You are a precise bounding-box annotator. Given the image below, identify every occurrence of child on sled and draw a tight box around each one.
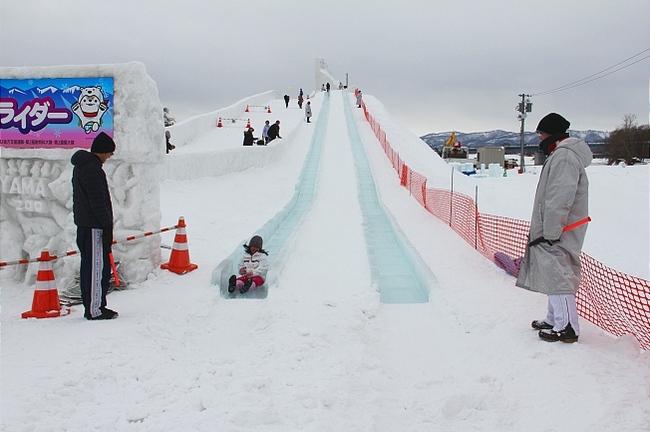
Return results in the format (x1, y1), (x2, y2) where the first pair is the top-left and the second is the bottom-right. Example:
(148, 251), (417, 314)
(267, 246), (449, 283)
(228, 235), (269, 294)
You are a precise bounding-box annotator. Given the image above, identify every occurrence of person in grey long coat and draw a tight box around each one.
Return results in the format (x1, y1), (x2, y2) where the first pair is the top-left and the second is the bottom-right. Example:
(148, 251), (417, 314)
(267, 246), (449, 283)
(516, 112), (592, 343)
(304, 101), (312, 123)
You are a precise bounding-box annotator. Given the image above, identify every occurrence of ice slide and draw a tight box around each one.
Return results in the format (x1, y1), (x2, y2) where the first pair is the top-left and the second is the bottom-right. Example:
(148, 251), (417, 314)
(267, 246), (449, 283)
(211, 91), (437, 302)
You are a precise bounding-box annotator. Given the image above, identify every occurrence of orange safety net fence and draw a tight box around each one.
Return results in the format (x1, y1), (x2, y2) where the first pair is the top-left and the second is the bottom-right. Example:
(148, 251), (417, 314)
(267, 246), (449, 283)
(362, 103), (650, 350)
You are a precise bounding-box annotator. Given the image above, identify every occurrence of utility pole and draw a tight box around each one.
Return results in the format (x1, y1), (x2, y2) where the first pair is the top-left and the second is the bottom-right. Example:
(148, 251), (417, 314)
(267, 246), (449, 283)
(516, 94), (532, 173)
(345, 73), (349, 89)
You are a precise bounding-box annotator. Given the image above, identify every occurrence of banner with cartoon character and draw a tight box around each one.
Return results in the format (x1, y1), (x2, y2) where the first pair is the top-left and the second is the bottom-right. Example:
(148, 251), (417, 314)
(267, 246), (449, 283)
(0, 77), (114, 149)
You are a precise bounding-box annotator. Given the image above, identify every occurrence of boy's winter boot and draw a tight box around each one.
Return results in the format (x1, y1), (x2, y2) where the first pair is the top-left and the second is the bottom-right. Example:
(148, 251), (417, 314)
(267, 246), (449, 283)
(87, 307), (119, 320)
(538, 323), (579, 343)
(240, 278), (253, 294)
(228, 275), (237, 293)
(531, 320), (553, 330)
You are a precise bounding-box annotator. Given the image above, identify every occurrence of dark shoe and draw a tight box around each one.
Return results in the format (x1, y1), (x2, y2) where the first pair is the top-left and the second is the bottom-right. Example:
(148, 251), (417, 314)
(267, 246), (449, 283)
(228, 275), (237, 293)
(240, 278), (253, 294)
(101, 307), (119, 318)
(538, 323), (578, 343)
(87, 309), (118, 320)
(531, 320), (553, 330)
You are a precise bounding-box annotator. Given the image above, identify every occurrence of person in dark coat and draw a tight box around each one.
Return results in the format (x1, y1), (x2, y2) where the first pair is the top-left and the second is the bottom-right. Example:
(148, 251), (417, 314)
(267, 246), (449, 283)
(71, 132), (118, 320)
(243, 127), (257, 146)
(284, 94), (290, 108)
(267, 120), (282, 143)
(165, 130), (175, 153)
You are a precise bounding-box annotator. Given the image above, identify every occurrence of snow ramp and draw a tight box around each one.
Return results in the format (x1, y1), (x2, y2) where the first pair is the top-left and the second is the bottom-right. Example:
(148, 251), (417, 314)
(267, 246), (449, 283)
(211, 90), (437, 303)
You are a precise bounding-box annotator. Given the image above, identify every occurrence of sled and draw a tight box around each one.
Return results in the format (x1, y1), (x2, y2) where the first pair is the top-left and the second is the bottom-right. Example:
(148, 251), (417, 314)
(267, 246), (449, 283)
(494, 252), (523, 277)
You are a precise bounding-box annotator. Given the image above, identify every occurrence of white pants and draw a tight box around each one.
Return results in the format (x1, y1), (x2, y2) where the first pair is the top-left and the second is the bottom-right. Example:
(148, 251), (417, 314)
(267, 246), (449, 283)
(545, 294), (580, 335)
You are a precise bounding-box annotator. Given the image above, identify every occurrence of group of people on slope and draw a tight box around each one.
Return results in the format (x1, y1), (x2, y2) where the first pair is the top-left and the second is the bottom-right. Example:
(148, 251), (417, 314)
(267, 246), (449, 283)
(167, 87), (361, 152)
(284, 88), (306, 109)
(243, 120), (282, 146)
(242, 95), (315, 146)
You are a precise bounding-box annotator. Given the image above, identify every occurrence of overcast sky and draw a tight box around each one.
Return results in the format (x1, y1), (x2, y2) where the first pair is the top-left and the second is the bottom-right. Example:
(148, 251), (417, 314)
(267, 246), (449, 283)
(1, 0), (648, 135)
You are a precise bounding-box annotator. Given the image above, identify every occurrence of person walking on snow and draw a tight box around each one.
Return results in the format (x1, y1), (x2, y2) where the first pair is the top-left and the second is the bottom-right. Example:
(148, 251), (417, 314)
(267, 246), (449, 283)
(305, 101), (312, 123)
(356, 90), (363, 108)
(284, 94), (290, 108)
(71, 132), (119, 320)
(228, 235), (269, 294)
(516, 112), (592, 343)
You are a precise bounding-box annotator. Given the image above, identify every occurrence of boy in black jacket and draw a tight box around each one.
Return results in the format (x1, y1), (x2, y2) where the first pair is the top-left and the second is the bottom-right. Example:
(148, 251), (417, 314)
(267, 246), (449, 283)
(71, 132), (118, 320)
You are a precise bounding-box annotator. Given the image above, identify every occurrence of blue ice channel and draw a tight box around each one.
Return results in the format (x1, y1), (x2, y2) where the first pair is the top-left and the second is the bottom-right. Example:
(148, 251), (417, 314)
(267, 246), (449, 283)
(342, 91), (436, 303)
(211, 94), (331, 299)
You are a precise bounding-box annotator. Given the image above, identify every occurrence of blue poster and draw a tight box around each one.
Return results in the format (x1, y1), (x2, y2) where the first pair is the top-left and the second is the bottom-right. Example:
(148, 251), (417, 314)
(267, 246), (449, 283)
(0, 77), (114, 149)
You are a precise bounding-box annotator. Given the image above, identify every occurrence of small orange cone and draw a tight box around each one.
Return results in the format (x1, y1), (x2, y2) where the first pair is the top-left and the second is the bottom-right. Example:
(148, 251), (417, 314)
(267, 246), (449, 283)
(22, 250), (70, 319)
(245, 118), (251, 129)
(245, 105), (250, 112)
(267, 105), (272, 113)
(161, 217), (198, 274)
(217, 117), (223, 128)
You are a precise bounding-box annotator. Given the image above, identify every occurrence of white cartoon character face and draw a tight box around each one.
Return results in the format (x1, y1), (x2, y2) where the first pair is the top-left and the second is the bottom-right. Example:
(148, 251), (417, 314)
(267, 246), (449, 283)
(71, 86), (109, 134)
(79, 88), (102, 114)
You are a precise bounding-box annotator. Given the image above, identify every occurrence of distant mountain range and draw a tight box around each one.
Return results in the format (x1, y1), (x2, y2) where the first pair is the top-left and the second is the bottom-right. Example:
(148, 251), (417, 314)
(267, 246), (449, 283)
(420, 130), (609, 149)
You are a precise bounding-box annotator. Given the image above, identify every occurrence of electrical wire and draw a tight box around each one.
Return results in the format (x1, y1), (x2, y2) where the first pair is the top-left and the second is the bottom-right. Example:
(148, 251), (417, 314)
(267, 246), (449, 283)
(531, 47), (650, 97)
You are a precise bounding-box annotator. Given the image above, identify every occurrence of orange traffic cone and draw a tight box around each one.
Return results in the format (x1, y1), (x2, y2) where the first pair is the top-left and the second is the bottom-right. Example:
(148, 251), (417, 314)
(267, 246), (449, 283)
(22, 250), (70, 319)
(245, 118), (251, 129)
(217, 117), (223, 128)
(245, 105), (250, 112)
(161, 217), (198, 274)
(267, 105), (272, 113)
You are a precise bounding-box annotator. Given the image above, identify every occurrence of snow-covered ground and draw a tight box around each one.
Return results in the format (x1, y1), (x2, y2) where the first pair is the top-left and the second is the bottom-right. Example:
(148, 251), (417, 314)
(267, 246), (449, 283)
(1, 90), (648, 431)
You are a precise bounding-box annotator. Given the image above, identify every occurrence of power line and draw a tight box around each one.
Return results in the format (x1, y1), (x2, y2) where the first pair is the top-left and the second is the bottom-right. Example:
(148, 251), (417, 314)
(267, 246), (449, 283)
(531, 47), (650, 97)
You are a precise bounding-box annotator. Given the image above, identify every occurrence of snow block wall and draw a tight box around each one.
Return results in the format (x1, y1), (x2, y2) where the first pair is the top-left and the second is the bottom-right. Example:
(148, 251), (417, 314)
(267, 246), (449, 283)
(160, 91), (286, 181)
(166, 90), (283, 150)
(0, 61), (163, 288)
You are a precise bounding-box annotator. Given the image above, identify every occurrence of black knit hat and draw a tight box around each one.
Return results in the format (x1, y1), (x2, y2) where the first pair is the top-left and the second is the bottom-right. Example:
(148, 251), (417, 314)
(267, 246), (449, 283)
(249, 235), (263, 249)
(90, 132), (116, 154)
(536, 113), (570, 135)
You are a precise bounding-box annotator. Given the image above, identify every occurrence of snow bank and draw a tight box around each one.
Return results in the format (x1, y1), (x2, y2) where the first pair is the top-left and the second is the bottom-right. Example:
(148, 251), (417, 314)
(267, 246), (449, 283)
(166, 90), (283, 149)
